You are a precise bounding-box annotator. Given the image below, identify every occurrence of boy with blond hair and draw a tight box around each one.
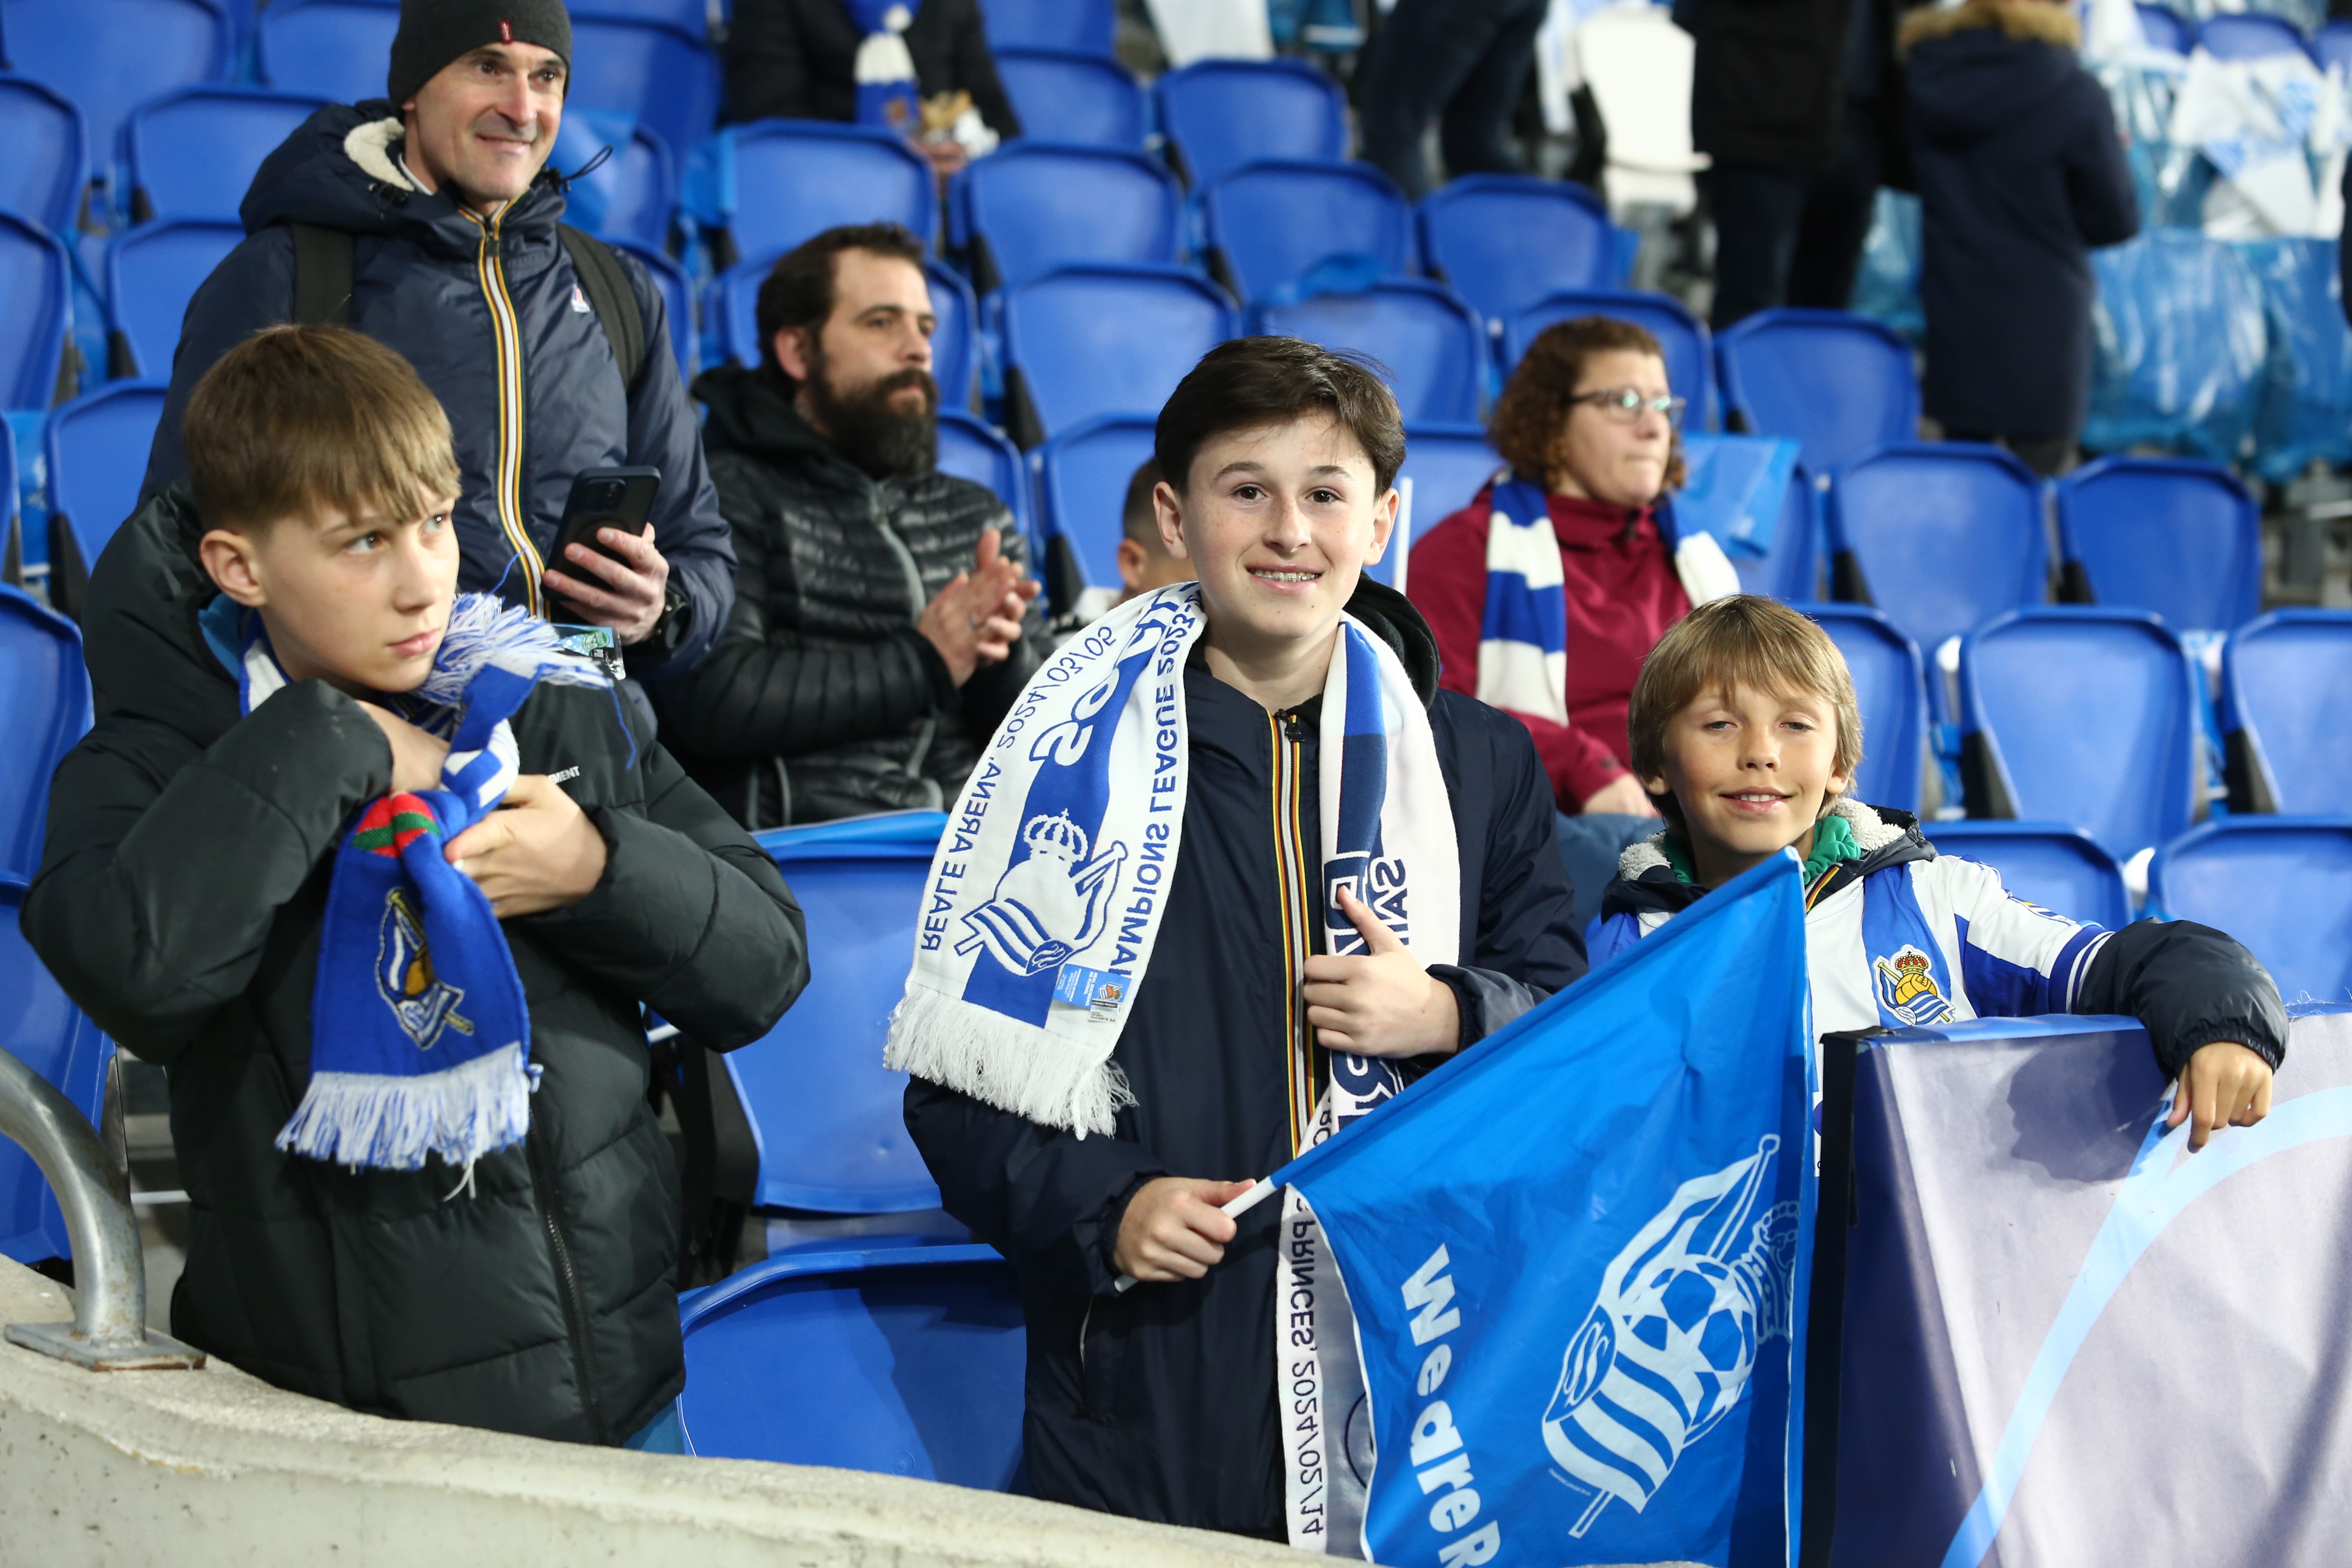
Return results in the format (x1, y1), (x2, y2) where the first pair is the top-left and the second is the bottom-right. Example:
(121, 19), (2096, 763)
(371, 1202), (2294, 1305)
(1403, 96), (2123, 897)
(1593, 595), (2283, 1150)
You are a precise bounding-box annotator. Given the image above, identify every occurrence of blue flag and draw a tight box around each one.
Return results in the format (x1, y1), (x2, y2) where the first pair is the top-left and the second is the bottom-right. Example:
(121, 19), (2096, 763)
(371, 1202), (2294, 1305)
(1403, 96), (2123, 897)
(1266, 851), (1817, 1568)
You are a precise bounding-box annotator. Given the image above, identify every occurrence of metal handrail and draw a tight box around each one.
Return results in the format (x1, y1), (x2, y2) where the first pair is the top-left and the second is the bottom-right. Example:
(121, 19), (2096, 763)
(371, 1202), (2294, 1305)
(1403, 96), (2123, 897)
(0, 1048), (203, 1370)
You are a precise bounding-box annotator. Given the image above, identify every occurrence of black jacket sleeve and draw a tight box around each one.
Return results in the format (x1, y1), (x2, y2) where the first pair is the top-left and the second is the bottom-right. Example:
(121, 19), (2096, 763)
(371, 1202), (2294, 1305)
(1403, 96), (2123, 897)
(619, 253), (734, 677)
(725, 0), (818, 123)
(905, 1077), (1167, 1296)
(2076, 918), (2287, 1078)
(24, 683), (390, 1065)
(2061, 74), (2139, 251)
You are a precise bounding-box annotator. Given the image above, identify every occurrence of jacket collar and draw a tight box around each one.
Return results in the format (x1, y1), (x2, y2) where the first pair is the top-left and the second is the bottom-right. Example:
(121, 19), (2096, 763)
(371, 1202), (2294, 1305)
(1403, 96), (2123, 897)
(1600, 796), (1934, 919)
(1898, 0), (2081, 56)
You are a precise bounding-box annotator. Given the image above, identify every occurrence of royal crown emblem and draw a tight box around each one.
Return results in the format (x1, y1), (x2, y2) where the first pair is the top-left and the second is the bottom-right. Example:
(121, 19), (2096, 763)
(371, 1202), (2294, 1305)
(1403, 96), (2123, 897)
(957, 811), (1128, 977)
(1873, 944), (1954, 1027)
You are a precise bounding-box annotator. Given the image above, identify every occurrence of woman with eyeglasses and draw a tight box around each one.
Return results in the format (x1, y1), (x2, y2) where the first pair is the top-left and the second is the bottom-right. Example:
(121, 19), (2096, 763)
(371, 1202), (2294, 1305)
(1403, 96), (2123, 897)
(1405, 315), (1741, 932)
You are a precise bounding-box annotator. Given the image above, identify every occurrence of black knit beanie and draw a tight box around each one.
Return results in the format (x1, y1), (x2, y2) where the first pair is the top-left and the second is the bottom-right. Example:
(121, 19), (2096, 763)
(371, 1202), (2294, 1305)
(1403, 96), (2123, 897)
(387, 0), (573, 106)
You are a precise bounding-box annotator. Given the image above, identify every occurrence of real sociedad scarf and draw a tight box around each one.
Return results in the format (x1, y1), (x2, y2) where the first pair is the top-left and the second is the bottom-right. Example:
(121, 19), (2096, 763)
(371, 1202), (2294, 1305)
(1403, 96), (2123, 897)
(229, 594), (608, 1173)
(845, 0), (923, 133)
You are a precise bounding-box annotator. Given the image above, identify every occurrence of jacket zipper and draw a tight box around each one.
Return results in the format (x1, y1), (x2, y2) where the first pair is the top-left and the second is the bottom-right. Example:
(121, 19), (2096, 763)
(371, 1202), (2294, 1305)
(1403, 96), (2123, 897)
(1270, 708), (1316, 1156)
(526, 1117), (607, 1442)
(868, 484), (944, 796)
(463, 204), (543, 617)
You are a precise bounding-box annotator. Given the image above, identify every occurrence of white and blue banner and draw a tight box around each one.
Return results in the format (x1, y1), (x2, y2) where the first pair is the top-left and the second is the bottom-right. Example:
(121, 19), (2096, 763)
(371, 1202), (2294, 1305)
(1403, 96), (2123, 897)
(1247, 850), (1819, 1567)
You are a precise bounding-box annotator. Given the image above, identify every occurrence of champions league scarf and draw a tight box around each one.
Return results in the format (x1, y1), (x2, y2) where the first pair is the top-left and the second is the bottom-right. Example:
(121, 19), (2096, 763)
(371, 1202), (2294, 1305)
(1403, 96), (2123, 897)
(229, 595), (608, 1173)
(884, 581), (1459, 1554)
(846, 0), (923, 133)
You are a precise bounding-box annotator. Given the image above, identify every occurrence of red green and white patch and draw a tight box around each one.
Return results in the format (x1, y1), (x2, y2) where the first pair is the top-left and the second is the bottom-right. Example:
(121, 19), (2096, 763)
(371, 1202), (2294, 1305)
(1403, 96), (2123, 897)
(354, 793), (440, 857)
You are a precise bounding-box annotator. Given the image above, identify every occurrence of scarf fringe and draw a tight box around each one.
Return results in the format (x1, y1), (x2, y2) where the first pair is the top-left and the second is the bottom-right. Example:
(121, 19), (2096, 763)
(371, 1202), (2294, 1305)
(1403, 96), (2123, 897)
(414, 594), (608, 710)
(886, 986), (1135, 1140)
(275, 1041), (534, 1172)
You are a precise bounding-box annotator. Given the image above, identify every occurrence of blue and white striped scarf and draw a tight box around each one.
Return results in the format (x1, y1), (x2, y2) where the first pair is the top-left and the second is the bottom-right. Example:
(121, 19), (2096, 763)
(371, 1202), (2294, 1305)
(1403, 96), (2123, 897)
(846, 0), (923, 133)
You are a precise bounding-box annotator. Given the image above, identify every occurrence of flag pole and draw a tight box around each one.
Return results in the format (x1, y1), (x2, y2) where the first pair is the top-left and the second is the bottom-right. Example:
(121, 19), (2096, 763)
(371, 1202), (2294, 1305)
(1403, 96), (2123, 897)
(1111, 1178), (1280, 1294)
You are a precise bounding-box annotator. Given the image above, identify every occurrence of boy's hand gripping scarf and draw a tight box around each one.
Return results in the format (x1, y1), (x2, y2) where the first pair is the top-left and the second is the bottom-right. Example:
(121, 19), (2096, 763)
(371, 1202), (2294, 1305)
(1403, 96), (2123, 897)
(234, 594), (610, 1174)
(885, 581), (1459, 1555)
(846, 0), (923, 133)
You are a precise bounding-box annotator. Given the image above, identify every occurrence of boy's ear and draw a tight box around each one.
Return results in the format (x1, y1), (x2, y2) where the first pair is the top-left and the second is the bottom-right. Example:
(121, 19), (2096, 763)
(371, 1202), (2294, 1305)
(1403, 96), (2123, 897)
(1152, 479), (1191, 562)
(199, 527), (269, 608)
(1114, 536), (1147, 592)
(1638, 771), (1670, 797)
(1364, 485), (1399, 565)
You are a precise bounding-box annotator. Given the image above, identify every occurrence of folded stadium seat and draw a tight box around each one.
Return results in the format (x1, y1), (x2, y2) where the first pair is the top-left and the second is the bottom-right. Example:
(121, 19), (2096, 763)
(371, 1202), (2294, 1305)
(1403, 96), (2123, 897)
(1379, 422), (1505, 591)
(104, 218), (243, 381)
(1416, 174), (1620, 330)
(1716, 307), (1920, 477)
(676, 1245), (1025, 1479)
(2197, 11), (2314, 60)
(2218, 609), (2352, 815)
(2321, 19), (2352, 73)
(1252, 278), (1486, 425)
(0, 75), (87, 238)
(998, 262), (1238, 448)
(691, 119), (938, 270)
(1504, 287), (1715, 431)
(1799, 604), (1926, 814)
(123, 87), (330, 228)
(982, 0), (1116, 56)
(1033, 411), (1156, 610)
(1958, 607), (2201, 858)
(713, 252), (976, 411)
(2054, 456), (2261, 635)
(41, 381), (166, 617)
(2150, 819), (2352, 999)
(1198, 158), (1413, 306)
(566, 15), (721, 177)
(1825, 442), (2045, 720)
(546, 110), (675, 251)
(959, 141), (1181, 296)
(936, 407), (1033, 542)
(1153, 58), (1349, 188)
(0, 214), (71, 412)
(2136, 3), (2196, 53)
(1922, 820), (2133, 932)
(568, 0), (712, 28)
(1730, 463), (1820, 602)
(605, 237), (694, 378)
(0, 0), (232, 198)
(254, 0), (399, 101)
(993, 47), (1147, 148)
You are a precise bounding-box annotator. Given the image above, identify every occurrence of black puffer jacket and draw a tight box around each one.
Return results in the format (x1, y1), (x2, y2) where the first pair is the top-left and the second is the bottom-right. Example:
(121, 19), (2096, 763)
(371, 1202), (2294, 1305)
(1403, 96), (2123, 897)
(655, 363), (1049, 826)
(138, 102), (731, 679)
(24, 483), (807, 1445)
(725, 0), (1023, 137)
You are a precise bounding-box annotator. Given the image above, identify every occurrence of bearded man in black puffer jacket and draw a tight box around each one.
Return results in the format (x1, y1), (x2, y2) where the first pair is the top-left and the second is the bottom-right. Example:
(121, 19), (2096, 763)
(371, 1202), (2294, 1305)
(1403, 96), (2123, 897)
(656, 224), (1048, 826)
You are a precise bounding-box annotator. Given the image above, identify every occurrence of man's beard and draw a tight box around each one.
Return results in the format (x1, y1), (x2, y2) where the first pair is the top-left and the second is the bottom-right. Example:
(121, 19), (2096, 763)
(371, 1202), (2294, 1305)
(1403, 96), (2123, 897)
(804, 353), (939, 480)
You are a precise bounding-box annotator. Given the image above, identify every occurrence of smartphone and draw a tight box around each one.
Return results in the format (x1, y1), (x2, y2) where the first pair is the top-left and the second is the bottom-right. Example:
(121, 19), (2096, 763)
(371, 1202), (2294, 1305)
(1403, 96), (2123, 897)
(548, 467), (660, 590)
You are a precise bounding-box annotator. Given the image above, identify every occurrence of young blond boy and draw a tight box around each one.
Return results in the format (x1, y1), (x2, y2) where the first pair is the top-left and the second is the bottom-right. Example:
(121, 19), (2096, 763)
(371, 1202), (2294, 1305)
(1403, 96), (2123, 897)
(1592, 595), (2282, 1150)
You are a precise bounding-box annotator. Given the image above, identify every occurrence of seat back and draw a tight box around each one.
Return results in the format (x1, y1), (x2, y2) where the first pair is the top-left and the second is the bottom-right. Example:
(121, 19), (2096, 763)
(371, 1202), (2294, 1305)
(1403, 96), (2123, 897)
(715, 251), (973, 408)
(994, 48), (1145, 147)
(106, 218), (243, 380)
(728, 814), (945, 1213)
(2149, 820), (2352, 1000)
(1200, 158), (1412, 305)
(962, 142), (1180, 294)
(1395, 423), (1502, 541)
(1717, 308), (1919, 474)
(1000, 263), (1236, 445)
(0, 586), (89, 883)
(1035, 412), (1157, 587)
(2319, 19), (2352, 73)
(1253, 278), (1486, 425)
(936, 408), (1032, 540)
(2198, 11), (2313, 59)
(0, 74), (85, 236)
(1417, 174), (1617, 325)
(125, 87), (327, 226)
(255, 0), (398, 99)
(607, 238), (695, 377)
(2220, 610), (2352, 815)
(2054, 456), (2259, 633)
(1503, 287), (1714, 430)
(45, 382), (167, 572)
(1731, 465), (1819, 601)
(2138, 3), (2196, 53)
(1801, 603), (1925, 813)
(1155, 58), (1347, 187)
(677, 1245), (1024, 1485)
(0, 888), (112, 1264)
(548, 109), (674, 249)
(570, 0), (708, 25)
(0, 214), (69, 411)
(0, 0), (230, 168)
(568, 16), (719, 169)
(1960, 608), (2199, 857)
(1923, 821), (2132, 932)
(717, 120), (937, 263)
(1827, 442), (2045, 668)
(982, 0), (1116, 55)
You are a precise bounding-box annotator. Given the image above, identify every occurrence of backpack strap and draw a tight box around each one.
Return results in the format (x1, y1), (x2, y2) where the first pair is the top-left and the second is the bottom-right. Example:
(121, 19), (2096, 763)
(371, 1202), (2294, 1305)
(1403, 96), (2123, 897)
(290, 223), (354, 326)
(558, 223), (648, 395)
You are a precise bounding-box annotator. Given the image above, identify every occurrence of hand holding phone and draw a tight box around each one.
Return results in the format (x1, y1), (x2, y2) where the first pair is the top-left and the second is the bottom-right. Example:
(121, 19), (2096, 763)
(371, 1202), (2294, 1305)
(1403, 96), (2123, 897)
(543, 468), (667, 642)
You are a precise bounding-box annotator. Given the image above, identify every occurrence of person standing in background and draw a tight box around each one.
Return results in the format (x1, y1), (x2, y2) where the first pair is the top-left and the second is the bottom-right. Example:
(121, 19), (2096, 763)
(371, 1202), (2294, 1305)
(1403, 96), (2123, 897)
(1357, 0), (1551, 200)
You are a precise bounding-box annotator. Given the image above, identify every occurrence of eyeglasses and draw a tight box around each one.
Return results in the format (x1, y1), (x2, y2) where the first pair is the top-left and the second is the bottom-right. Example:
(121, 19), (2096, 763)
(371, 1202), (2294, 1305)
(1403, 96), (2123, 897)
(1570, 388), (1687, 427)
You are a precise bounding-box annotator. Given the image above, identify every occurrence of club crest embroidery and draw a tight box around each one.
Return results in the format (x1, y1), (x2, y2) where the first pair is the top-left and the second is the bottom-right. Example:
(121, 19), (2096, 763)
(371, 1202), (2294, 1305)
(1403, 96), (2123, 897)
(1873, 944), (1954, 1026)
(357, 797), (474, 1051)
(956, 811), (1127, 976)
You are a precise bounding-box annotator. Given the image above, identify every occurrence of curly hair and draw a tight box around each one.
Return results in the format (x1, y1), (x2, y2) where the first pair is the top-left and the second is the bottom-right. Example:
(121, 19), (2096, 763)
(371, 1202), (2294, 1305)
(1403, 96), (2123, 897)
(1488, 315), (1686, 494)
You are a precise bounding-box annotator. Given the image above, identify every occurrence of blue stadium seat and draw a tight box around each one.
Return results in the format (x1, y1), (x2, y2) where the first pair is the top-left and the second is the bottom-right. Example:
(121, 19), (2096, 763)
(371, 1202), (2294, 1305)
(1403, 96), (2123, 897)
(0, 585), (86, 882)
(1503, 287), (1714, 430)
(44, 381), (167, 580)
(0, 213), (70, 412)
(1717, 308), (1920, 475)
(713, 252), (975, 410)
(254, 0), (398, 101)
(702, 119), (937, 266)
(125, 87), (328, 227)
(994, 47), (1145, 147)
(2219, 610), (2352, 815)
(1200, 158), (1412, 305)
(549, 110), (675, 249)
(607, 238), (695, 378)
(2149, 819), (2352, 1000)
(1154, 58), (1348, 188)
(0, 0), (231, 180)
(1000, 263), (1237, 447)
(0, 889), (111, 1265)
(2198, 11), (2313, 60)
(569, 16), (721, 173)
(2054, 456), (2260, 633)
(961, 141), (1180, 295)
(1959, 607), (2200, 857)
(936, 408), (1032, 541)
(1253, 278), (1486, 426)
(1395, 421), (1502, 539)
(570, 0), (710, 27)
(1417, 174), (1617, 327)
(1730, 465), (1819, 601)
(0, 75), (86, 236)
(106, 218), (242, 381)
(676, 1245), (1024, 1482)
(2137, 3), (2195, 53)
(982, 0), (1115, 55)
(1923, 820), (2132, 933)
(727, 814), (946, 1215)
(1826, 443), (2045, 706)
(0, 423), (16, 567)
(1800, 603), (1925, 813)
(2320, 19), (2352, 74)
(1034, 412), (1156, 589)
